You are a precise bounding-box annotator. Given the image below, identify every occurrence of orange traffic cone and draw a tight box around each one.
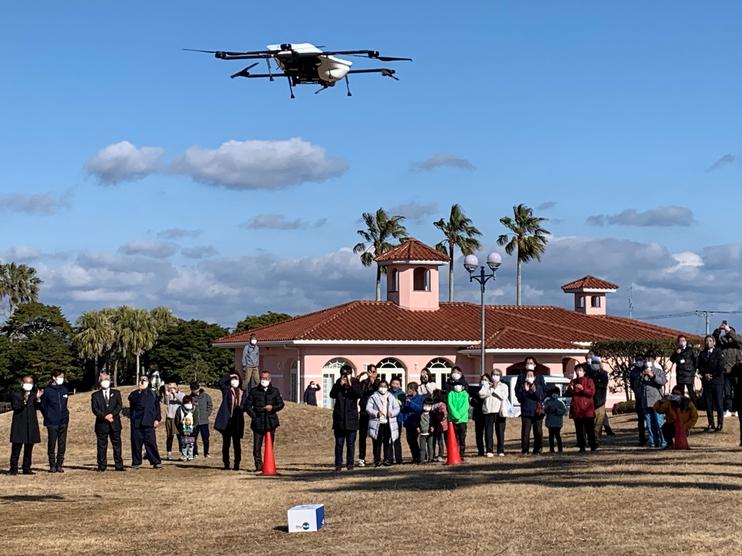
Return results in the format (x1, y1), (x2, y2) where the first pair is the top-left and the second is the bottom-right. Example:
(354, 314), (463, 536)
(446, 423), (462, 465)
(261, 431), (278, 476)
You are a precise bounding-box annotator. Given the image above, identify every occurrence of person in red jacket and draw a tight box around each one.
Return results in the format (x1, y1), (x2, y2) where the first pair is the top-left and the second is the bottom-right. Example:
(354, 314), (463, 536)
(567, 365), (597, 452)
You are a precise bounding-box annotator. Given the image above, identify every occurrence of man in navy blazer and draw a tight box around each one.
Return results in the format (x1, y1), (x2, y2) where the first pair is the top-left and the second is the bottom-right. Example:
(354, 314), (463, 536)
(128, 376), (162, 469)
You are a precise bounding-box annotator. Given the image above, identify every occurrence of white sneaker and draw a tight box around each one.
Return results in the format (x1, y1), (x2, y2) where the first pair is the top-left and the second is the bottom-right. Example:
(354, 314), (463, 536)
(497, 453), (505, 457)
(724, 411), (733, 417)
(167, 452), (172, 461)
(486, 452), (494, 458)
(357, 459), (366, 467)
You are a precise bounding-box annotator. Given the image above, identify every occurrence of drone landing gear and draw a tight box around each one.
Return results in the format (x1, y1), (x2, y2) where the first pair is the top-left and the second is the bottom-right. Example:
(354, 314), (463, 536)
(286, 77), (295, 99)
(344, 75), (352, 97)
(266, 59), (274, 81)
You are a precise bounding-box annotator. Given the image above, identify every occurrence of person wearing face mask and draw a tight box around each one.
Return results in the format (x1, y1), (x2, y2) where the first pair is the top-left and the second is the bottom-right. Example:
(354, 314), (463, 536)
(163, 382), (185, 460)
(330, 366), (362, 471)
(629, 354), (648, 446)
(357, 365), (380, 467)
(636, 352), (668, 448)
(215, 373), (248, 470)
(244, 371), (285, 472)
(241, 334), (261, 391)
(418, 398), (435, 463)
(39, 370), (72, 473)
(698, 335), (725, 432)
(670, 335), (699, 404)
(189, 381), (212, 459)
(175, 395), (199, 461)
(366, 380), (400, 466)
(479, 368), (509, 457)
(400, 382), (425, 464)
(470, 375), (487, 457)
(444, 367), (468, 394)
(389, 377), (406, 464)
(418, 368), (437, 397)
(713, 322), (742, 417)
(585, 356), (610, 447)
(91, 372), (124, 472)
(303, 381), (321, 406)
(447, 378), (470, 459)
(128, 376), (163, 469)
(9, 375), (43, 475)
(430, 389), (449, 462)
(543, 387), (567, 453)
(654, 386), (698, 449)
(515, 358), (546, 455)
(567, 365), (597, 452)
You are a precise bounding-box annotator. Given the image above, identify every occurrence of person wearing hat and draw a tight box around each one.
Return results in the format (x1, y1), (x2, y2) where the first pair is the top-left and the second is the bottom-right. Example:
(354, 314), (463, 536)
(128, 376), (163, 469)
(91, 372), (125, 472)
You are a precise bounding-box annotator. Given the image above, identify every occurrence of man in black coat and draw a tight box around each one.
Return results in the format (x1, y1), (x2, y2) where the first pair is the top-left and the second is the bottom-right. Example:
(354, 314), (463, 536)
(9, 375), (42, 475)
(699, 335), (726, 431)
(91, 372), (125, 472)
(244, 370), (284, 472)
(40, 370), (72, 473)
(357, 365), (380, 467)
(670, 334), (699, 404)
(330, 366), (362, 471)
(128, 376), (163, 468)
(303, 381), (320, 406)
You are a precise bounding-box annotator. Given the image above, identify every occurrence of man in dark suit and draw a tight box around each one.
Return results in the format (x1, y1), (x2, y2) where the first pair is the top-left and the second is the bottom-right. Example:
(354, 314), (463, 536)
(91, 372), (125, 472)
(244, 371), (284, 472)
(128, 376), (162, 469)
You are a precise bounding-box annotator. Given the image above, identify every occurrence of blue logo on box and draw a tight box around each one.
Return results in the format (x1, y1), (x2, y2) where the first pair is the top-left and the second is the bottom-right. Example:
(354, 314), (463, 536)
(302, 523), (310, 531)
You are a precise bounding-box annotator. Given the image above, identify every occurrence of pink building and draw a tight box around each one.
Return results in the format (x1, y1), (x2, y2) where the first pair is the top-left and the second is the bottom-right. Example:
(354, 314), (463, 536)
(215, 238), (686, 408)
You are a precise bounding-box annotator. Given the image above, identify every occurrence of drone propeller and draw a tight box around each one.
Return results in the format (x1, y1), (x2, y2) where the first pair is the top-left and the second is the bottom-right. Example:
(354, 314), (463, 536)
(230, 63), (259, 79)
(349, 51), (412, 62)
(381, 69), (399, 81)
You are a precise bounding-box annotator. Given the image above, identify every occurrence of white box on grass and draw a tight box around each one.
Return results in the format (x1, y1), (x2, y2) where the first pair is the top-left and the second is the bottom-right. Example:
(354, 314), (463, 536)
(287, 504), (325, 533)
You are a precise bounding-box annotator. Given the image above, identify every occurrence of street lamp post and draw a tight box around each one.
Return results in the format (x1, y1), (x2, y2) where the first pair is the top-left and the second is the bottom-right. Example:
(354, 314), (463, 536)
(464, 252), (503, 376)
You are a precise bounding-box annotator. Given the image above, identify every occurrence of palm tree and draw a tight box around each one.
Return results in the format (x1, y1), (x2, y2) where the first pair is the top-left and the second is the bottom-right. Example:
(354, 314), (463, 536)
(150, 306), (177, 333)
(497, 204), (550, 306)
(0, 263), (42, 316)
(434, 204), (482, 302)
(74, 310), (115, 379)
(116, 307), (158, 384)
(353, 208), (408, 301)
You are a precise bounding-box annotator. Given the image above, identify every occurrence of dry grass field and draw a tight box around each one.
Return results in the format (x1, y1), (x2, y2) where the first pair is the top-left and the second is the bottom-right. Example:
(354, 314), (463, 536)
(1, 387), (742, 556)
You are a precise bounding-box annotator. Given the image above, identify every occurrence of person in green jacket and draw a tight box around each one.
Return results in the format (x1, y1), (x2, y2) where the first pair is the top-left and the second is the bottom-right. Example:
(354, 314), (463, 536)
(447, 382), (470, 459)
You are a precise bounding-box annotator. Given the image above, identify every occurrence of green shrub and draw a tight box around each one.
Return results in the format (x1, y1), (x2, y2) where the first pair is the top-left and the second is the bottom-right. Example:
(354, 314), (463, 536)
(612, 400), (636, 415)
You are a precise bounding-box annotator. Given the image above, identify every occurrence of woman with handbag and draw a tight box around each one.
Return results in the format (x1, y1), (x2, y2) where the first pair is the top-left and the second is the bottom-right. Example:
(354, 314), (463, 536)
(515, 358), (546, 455)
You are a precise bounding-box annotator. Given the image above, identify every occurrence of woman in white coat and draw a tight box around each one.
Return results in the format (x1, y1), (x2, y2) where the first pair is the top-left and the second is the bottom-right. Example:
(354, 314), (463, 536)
(479, 369), (510, 457)
(366, 380), (400, 467)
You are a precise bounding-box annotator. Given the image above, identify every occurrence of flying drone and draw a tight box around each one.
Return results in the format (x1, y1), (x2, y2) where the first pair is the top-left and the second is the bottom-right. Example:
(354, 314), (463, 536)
(185, 42), (412, 97)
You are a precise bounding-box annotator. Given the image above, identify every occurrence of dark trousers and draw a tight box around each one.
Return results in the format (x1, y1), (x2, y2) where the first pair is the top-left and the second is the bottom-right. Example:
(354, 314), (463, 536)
(724, 374), (734, 412)
(574, 417), (597, 451)
(221, 423), (242, 469)
(334, 429), (357, 468)
(372, 423), (393, 464)
(253, 429), (275, 469)
(676, 382), (698, 405)
(165, 417), (183, 453)
(10, 443), (34, 472)
(636, 406), (646, 445)
(453, 423), (467, 457)
(393, 435), (403, 464)
(662, 422), (676, 446)
(419, 434), (434, 462)
(192, 424), (210, 457)
(46, 425), (68, 468)
(548, 426), (563, 452)
(704, 384), (725, 428)
(132, 425), (161, 466)
(358, 414), (369, 461)
(521, 416), (544, 454)
(405, 428), (421, 463)
(484, 414), (507, 454)
(432, 432), (445, 459)
(96, 428), (123, 470)
(474, 414), (486, 456)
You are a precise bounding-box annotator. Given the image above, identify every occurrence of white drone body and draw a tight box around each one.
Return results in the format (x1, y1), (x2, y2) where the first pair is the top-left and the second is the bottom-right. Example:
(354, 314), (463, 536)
(267, 43), (352, 83)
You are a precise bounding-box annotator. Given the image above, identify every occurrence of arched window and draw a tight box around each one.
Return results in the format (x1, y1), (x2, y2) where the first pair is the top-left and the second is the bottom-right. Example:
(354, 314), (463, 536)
(413, 267), (430, 291)
(425, 357), (453, 388)
(377, 357), (407, 388)
(388, 268), (399, 292)
(321, 358), (355, 408)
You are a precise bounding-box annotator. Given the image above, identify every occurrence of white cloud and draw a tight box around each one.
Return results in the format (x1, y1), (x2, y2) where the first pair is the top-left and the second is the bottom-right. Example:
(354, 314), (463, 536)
(587, 206), (695, 227)
(157, 228), (202, 240)
(240, 213), (326, 230)
(413, 154), (475, 172)
(119, 240), (178, 259)
(0, 189), (73, 215)
(181, 245), (218, 259)
(86, 141), (164, 185)
(387, 201), (438, 223)
(172, 138), (348, 190)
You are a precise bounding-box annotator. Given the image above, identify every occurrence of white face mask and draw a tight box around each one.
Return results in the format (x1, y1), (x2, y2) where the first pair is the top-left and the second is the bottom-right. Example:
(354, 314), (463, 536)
(22, 383), (33, 392)
(230, 379), (240, 388)
(141, 381), (149, 389)
(55, 377), (64, 385)
(423, 405), (432, 412)
(100, 380), (111, 389)
(260, 379), (270, 388)
(378, 387), (388, 395)
(526, 364), (535, 371)
(576, 370), (585, 379)
(492, 375), (501, 383)
(526, 377), (535, 384)
(454, 384), (464, 393)
(184, 403), (193, 410)
(591, 362), (600, 370)
(250, 339), (258, 345)
(679, 342), (687, 349)
(645, 361), (653, 369)
(451, 372), (462, 381)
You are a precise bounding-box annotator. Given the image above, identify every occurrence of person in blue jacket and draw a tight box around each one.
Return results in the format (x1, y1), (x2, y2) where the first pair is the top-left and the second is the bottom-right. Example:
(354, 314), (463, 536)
(40, 370), (72, 473)
(128, 376), (163, 469)
(515, 357), (547, 455)
(400, 382), (424, 464)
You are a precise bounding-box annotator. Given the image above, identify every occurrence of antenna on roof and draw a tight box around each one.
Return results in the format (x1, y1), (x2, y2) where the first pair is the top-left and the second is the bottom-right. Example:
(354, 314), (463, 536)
(628, 285), (634, 319)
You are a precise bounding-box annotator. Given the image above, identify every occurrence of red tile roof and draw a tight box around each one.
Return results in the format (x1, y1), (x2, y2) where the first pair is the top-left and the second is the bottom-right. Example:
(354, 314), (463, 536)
(215, 300), (688, 351)
(561, 275), (619, 292)
(374, 238), (449, 263)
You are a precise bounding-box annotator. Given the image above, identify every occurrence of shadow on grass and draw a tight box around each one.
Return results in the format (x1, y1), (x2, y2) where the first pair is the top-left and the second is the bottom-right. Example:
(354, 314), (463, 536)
(1, 494), (65, 502)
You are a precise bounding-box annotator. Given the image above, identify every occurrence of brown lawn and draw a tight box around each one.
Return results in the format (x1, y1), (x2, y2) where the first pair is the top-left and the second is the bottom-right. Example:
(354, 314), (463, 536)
(1, 387), (742, 556)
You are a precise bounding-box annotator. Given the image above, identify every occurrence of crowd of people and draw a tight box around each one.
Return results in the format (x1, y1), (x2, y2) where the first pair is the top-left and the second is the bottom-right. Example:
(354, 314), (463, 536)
(5, 325), (742, 475)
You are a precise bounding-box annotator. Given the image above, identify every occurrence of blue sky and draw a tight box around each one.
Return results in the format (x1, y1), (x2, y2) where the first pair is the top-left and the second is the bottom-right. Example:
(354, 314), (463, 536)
(2, 1), (742, 333)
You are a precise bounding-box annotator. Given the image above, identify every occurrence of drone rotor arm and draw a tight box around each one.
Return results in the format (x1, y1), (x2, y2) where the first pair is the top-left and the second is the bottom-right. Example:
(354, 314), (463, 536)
(347, 68), (400, 80)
